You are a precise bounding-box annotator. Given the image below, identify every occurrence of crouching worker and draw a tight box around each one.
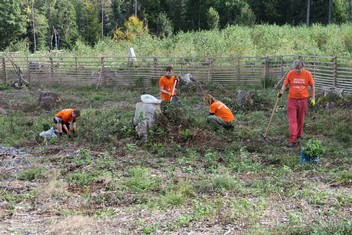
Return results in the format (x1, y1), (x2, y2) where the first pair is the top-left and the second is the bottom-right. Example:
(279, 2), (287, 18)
(54, 109), (80, 137)
(204, 94), (235, 130)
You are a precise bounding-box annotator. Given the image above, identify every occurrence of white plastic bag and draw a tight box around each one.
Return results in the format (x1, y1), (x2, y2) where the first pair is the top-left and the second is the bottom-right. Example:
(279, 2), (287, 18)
(39, 127), (57, 139)
(141, 94), (161, 104)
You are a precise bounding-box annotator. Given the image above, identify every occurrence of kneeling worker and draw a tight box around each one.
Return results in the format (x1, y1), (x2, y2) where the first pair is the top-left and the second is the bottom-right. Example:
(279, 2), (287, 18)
(54, 109), (80, 137)
(204, 94), (235, 130)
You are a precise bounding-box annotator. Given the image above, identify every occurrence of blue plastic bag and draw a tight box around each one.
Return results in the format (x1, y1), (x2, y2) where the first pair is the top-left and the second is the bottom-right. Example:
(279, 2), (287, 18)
(300, 151), (319, 164)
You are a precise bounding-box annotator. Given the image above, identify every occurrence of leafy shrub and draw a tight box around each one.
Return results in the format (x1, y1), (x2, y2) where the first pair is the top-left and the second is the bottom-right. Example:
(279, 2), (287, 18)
(123, 167), (159, 192)
(17, 167), (47, 181)
(211, 174), (237, 192)
(66, 170), (96, 187)
(79, 108), (135, 145)
(302, 139), (325, 160)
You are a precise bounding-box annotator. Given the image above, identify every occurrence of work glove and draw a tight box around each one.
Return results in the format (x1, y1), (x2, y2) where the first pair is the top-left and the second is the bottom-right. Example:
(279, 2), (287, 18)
(310, 98), (316, 106)
(277, 92), (283, 98)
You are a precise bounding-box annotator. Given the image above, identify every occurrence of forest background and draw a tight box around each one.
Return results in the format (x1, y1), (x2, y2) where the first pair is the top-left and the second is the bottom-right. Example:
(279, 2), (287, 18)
(1, 0), (352, 58)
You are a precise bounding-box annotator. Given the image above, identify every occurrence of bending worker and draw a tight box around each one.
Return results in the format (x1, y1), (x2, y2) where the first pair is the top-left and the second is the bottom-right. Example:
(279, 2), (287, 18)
(54, 109), (80, 137)
(204, 94), (235, 130)
(278, 59), (315, 148)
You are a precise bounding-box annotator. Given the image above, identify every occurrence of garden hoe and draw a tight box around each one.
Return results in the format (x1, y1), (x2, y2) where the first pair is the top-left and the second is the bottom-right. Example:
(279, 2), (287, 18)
(262, 95), (280, 141)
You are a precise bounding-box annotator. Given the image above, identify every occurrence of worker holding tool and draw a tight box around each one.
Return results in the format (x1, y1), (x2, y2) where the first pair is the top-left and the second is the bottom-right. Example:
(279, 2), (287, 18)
(159, 66), (179, 101)
(204, 94), (235, 130)
(278, 59), (315, 148)
(54, 109), (80, 137)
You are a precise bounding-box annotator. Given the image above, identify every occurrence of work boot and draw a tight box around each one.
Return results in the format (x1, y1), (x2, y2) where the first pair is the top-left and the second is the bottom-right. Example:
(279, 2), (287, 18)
(286, 142), (297, 148)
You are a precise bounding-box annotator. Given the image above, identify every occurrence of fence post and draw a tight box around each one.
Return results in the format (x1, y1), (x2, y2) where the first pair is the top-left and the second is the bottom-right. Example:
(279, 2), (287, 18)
(207, 57), (213, 82)
(2, 57), (7, 83)
(153, 57), (158, 80)
(265, 57), (269, 77)
(50, 57), (54, 81)
(333, 56), (337, 87)
(75, 57), (78, 85)
(26, 56), (30, 82)
(237, 57), (241, 82)
(128, 60), (132, 83)
(101, 57), (105, 87)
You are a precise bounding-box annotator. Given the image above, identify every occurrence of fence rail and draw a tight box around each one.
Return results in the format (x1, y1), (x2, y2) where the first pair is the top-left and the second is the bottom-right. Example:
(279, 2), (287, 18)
(1, 54), (352, 94)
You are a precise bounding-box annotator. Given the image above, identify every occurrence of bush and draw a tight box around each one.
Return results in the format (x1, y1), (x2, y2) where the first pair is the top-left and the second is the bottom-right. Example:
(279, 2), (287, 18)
(17, 167), (47, 181)
(302, 139), (325, 160)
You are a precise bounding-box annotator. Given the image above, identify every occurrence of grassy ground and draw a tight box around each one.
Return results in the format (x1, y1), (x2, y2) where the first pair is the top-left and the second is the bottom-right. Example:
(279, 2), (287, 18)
(0, 82), (351, 234)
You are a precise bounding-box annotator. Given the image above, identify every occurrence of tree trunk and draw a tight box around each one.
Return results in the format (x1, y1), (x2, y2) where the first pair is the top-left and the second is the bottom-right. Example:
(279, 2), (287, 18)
(306, 0), (311, 26)
(349, 0), (352, 22)
(101, 0), (104, 38)
(31, 0), (36, 52)
(328, 0), (332, 24)
(134, 0), (137, 16)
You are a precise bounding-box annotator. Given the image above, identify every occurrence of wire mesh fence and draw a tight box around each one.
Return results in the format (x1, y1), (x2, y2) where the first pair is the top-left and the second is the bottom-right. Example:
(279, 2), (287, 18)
(1, 54), (352, 94)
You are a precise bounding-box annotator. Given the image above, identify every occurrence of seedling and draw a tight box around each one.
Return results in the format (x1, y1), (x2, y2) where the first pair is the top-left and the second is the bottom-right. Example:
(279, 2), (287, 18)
(301, 139), (325, 163)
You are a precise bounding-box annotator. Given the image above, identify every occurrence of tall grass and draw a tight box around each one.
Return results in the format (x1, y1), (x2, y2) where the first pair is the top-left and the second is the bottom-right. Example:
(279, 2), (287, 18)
(13, 23), (352, 58)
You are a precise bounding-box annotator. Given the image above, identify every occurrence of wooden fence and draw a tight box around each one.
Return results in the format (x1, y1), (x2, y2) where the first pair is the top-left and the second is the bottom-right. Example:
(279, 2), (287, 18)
(1, 54), (352, 94)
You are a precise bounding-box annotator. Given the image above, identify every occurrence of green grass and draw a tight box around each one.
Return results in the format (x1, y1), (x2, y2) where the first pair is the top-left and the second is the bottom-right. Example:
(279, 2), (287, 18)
(17, 167), (47, 181)
(0, 83), (351, 234)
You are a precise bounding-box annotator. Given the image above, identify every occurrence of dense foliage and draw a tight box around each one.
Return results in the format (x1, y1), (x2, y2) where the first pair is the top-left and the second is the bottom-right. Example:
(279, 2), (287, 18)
(68, 24), (352, 58)
(1, 0), (352, 52)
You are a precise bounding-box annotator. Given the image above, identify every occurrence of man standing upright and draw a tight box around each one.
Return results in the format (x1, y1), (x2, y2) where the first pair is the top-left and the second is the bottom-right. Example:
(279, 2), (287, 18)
(278, 59), (315, 147)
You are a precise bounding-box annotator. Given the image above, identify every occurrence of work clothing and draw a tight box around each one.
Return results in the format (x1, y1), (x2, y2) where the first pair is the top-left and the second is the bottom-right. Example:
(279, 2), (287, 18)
(54, 109), (77, 123)
(159, 75), (177, 101)
(287, 98), (308, 144)
(207, 100), (235, 129)
(207, 115), (235, 130)
(284, 69), (314, 99)
(284, 69), (315, 145)
(209, 101), (235, 122)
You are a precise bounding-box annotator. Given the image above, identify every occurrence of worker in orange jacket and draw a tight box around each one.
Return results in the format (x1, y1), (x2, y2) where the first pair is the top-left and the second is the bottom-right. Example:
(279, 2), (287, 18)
(54, 109), (80, 137)
(204, 94), (235, 130)
(278, 59), (315, 148)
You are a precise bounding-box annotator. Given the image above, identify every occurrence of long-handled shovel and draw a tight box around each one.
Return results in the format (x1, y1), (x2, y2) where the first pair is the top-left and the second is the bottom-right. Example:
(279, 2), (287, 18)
(170, 77), (179, 103)
(262, 95), (280, 140)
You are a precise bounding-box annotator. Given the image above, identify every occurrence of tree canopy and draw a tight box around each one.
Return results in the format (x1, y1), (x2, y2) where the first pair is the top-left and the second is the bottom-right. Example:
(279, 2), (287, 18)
(1, 0), (352, 52)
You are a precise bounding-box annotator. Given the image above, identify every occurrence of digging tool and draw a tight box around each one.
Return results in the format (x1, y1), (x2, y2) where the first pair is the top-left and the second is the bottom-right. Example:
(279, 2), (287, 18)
(262, 95), (280, 140)
(274, 70), (290, 90)
(170, 77), (179, 103)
